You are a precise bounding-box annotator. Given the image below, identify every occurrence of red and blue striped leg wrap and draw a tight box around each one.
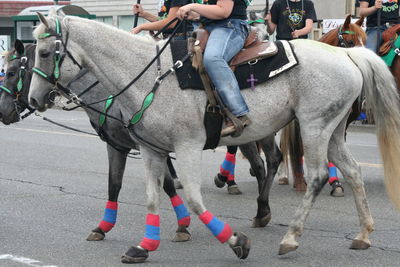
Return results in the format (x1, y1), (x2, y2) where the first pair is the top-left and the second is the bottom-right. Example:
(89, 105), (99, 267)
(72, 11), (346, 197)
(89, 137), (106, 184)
(170, 195), (190, 227)
(139, 214), (160, 251)
(328, 162), (339, 184)
(98, 201), (118, 233)
(220, 152), (236, 182)
(199, 210), (232, 243)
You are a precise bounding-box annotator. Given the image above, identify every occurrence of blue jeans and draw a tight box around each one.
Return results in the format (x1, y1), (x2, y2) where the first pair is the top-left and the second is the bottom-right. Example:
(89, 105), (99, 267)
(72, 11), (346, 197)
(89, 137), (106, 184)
(204, 19), (249, 117)
(365, 25), (388, 53)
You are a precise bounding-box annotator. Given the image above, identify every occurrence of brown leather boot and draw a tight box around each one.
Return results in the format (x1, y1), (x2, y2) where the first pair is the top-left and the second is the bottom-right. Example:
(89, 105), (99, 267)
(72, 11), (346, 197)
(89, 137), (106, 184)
(221, 115), (251, 138)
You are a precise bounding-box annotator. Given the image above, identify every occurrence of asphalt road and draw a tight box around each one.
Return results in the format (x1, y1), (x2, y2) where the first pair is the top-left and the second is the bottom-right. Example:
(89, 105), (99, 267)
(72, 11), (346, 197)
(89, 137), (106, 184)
(0, 109), (399, 267)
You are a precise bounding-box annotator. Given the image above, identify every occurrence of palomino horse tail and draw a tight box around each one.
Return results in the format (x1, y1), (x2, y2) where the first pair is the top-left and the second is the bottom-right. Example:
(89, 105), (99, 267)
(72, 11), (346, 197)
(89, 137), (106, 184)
(347, 47), (400, 210)
(280, 120), (304, 185)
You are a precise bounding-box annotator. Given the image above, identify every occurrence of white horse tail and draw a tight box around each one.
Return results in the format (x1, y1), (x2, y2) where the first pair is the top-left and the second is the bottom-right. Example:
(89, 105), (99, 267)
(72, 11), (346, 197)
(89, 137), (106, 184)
(347, 47), (400, 210)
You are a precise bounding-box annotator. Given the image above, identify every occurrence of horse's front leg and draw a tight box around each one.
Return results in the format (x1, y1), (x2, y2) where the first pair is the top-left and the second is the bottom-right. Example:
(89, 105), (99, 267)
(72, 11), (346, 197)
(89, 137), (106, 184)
(87, 144), (128, 241)
(121, 147), (167, 263)
(174, 143), (251, 260)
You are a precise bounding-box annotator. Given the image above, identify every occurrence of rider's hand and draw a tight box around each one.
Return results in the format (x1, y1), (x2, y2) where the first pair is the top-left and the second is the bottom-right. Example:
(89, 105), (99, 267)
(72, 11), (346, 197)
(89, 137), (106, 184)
(264, 12), (271, 22)
(133, 4), (144, 16)
(291, 30), (300, 39)
(130, 26), (142, 34)
(177, 5), (192, 20)
(375, 0), (382, 9)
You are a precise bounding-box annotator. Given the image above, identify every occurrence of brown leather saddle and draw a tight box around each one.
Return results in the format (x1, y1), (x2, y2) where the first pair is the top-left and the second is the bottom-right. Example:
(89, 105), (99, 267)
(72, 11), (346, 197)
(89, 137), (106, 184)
(379, 24), (400, 56)
(192, 27), (278, 69)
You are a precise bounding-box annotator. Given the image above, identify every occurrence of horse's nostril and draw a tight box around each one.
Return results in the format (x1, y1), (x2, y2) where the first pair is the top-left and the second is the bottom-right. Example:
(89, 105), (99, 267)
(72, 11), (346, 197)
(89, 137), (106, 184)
(29, 97), (39, 109)
(0, 112), (3, 121)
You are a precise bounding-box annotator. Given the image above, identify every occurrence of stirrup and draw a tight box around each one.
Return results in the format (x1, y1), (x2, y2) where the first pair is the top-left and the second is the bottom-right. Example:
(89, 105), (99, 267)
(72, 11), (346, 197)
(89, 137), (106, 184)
(221, 116), (251, 138)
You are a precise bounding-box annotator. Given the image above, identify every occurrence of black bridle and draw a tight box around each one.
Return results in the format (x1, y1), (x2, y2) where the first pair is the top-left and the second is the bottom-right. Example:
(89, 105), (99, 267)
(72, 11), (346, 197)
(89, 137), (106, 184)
(32, 17), (83, 102)
(32, 16), (188, 154)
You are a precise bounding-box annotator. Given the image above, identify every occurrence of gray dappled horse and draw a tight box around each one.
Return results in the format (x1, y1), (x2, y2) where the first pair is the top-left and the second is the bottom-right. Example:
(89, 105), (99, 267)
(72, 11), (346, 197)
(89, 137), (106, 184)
(29, 11), (400, 263)
(1, 39), (280, 245)
(0, 40), (193, 242)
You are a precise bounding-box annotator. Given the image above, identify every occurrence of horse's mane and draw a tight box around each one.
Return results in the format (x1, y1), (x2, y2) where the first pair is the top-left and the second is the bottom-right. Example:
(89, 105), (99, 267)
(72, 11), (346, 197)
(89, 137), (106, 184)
(33, 15), (160, 48)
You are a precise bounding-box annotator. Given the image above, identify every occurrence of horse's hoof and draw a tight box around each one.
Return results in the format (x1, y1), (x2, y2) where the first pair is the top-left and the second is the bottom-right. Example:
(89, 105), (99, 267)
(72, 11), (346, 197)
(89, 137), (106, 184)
(278, 243), (299, 255)
(278, 177), (289, 185)
(172, 226), (191, 242)
(86, 227), (105, 241)
(251, 213), (271, 228)
(121, 246), (149, 264)
(174, 179), (183, 189)
(214, 174), (226, 188)
(228, 184), (242, 195)
(330, 181), (344, 197)
(229, 232), (251, 259)
(249, 167), (256, 177)
(86, 231), (105, 241)
(350, 239), (371, 250)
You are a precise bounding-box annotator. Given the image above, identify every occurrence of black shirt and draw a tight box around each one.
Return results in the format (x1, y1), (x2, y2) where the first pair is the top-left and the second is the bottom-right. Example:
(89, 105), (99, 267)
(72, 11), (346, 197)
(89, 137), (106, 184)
(200, 0), (248, 25)
(270, 0), (317, 40)
(157, 0), (194, 33)
(360, 0), (399, 27)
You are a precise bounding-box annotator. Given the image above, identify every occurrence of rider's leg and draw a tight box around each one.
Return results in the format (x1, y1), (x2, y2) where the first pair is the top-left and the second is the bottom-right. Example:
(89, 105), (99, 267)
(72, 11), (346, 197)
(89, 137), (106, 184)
(203, 20), (250, 137)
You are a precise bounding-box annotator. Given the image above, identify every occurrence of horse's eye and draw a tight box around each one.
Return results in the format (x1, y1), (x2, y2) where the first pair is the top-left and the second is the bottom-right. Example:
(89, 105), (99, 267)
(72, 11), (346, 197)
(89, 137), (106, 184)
(6, 72), (15, 78)
(40, 52), (51, 58)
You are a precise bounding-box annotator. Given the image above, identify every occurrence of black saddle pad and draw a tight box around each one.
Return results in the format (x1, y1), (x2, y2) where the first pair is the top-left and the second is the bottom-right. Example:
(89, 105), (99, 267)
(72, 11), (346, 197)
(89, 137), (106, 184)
(170, 39), (298, 90)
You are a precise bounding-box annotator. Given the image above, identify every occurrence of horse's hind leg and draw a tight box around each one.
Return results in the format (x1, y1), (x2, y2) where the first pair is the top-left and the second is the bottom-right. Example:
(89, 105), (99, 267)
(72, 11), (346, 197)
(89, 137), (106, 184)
(173, 143), (251, 259)
(279, 122), (332, 255)
(328, 119), (374, 249)
(167, 157), (183, 189)
(214, 146), (242, 195)
(87, 144), (128, 241)
(239, 141), (271, 227)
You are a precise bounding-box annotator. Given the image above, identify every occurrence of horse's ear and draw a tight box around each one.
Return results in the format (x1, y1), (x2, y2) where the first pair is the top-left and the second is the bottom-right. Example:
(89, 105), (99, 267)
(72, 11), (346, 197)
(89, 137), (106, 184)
(48, 7), (57, 17)
(14, 39), (24, 55)
(355, 16), (364, 27)
(343, 14), (351, 29)
(37, 12), (49, 29)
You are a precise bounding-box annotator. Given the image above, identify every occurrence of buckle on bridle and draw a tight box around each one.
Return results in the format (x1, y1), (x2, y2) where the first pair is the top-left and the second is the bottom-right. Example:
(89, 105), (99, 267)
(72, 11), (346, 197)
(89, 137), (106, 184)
(55, 40), (62, 54)
(206, 104), (221, 114)
(20, 56), (28, 66)
(174, 60), (183, 69)
(395, 48), (400, 55)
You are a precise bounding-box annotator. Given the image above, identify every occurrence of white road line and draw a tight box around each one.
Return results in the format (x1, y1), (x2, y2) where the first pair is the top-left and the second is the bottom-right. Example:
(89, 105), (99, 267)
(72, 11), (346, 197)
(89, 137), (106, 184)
(0, 126), (96, 138)
(0, 254), (57, 267)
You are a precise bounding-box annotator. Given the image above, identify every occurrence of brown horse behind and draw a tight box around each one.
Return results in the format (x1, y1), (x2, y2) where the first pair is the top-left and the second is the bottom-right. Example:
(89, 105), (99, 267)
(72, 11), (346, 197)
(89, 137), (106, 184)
(280, 15), (367, 192)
